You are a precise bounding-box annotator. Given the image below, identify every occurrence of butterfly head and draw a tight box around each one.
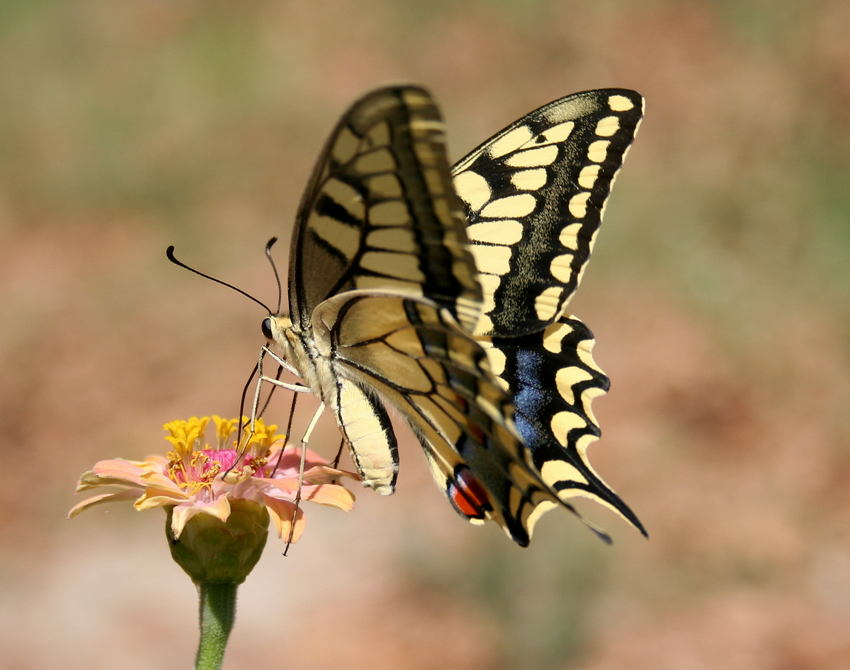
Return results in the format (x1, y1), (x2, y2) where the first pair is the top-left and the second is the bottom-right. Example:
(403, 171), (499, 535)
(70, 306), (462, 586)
(262, 314), (294, 348)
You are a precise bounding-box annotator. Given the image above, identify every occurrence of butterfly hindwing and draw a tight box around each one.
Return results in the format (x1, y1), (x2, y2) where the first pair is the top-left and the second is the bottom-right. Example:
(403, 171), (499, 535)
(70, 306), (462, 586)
(288, 86), (482, 333)
(311, 291), (572, 546)
(480, 315), (646, 536)
(452, 89), (644, 337)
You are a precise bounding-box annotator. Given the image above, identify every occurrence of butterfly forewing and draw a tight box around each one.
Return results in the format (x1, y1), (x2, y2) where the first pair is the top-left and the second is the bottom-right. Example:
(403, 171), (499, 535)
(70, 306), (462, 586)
(452, 89), (644, 337)
(288, 86), (482, 333)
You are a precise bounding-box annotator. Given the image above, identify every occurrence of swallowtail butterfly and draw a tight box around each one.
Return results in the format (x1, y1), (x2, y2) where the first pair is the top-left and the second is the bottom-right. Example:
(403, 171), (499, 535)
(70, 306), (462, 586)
(259, 86), (645, 546)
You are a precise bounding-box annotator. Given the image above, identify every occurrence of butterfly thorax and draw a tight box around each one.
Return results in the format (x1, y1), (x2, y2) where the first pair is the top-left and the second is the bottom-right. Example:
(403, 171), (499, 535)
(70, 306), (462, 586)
(265, 305), (402, 495)
(266, 313), (332, 404)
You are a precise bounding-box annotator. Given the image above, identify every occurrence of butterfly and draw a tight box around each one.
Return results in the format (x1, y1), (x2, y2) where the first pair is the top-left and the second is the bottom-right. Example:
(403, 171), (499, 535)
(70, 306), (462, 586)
(258, 85), (646, 546)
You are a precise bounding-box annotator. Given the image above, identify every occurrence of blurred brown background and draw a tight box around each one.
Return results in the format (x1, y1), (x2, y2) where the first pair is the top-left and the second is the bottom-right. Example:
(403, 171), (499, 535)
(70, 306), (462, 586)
(2, 1), (850, 668)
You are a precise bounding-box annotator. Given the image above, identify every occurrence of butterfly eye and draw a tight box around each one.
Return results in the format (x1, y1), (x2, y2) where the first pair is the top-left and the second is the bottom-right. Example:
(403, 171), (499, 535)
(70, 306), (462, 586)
(261, 318), (273, 341)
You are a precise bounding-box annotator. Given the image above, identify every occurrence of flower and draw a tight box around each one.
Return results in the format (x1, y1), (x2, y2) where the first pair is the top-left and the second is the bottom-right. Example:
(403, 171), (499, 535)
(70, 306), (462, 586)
(70, 416), (358, 582)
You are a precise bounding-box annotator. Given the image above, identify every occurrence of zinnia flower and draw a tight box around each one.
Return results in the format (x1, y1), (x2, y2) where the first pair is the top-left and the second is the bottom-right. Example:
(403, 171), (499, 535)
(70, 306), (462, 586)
(70, 416), (358, 583)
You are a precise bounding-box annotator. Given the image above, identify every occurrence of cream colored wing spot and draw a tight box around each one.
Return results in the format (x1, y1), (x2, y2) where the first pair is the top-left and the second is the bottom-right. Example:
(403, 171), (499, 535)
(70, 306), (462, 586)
(478, 272), (502, 295)
(354, 275), (423, 294)
(453, 170), (491, 212)
(524, 500), (558, 537)
(473, 312), (494, 335)
(549, 253), (575, 283)
(409, 118), (445, 134)
(369, 200), (410, 226)
(366, 227), (417, 253)
(541, 320), (573, 354)
(365, 121), (391, 148)
(579, 385), (606, 426)
(470, 244), (512, 275)
(534, 286), (563, 321)
(587, 140), (610, 163)
(551, 410), (588, 446)
(555, 365), (594, 400)
(505, 145), (559, 168)
(559, 222), (583, 249)
(535, 120), (575, 144)
(568, 191), (591, 218)
(332, 126), (362, 164)
(510, 168), (547, 191)
(483, 345), (507, 376)
(594, 116), (620, 137)
(467, 219), (523, 245)
(608, 94), (635, 112)
(360, 251), (425, 281)
(488, 125), (534, 159)
(480, 193), (537, 219)
(308, 215), (362, 260)
(573, 434), (601, 464)
(540, 459), (589, 487)
(576, 337), (600, 369)
(453, 295), (481, 329)
(333, 300), (406, 344)
(353, 148), (397, 175)
(401, 88), (434, 109)
(475, 272), (502, 313)
(322, 178), (364, 218)
(578, 164), (601, 190)
(367, 173), (404, 199)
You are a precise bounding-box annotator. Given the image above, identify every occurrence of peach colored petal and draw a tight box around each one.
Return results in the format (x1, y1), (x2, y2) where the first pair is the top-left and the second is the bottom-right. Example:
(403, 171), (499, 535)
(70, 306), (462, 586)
(302, 465), (360, 485)
(171, 495), (232, 538)
(93, 458), (150, 476)
(135, 489), (189, 510)
(74, 471), (129, 493)
(301, 484), (356, 511)
(138, 470), (183, 491)
(75, 460), (149, 491)
(253, 476), (299, 497)
(67, 490), (141, 518)
(263, 495), (305, 542)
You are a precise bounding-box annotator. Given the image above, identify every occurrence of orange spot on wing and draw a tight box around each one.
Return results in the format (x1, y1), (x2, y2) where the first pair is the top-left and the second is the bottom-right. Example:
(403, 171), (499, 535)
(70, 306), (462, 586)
(449, 468), (491, 519)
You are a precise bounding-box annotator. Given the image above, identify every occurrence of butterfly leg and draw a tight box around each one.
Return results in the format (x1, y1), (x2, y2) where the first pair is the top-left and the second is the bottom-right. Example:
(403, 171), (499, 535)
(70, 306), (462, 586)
(253, 345), (326, 552)
(250, 344), (310, 433)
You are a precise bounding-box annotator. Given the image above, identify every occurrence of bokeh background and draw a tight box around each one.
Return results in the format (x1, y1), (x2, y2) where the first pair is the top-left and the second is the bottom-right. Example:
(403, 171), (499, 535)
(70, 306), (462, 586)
(2, 1), (850, 668)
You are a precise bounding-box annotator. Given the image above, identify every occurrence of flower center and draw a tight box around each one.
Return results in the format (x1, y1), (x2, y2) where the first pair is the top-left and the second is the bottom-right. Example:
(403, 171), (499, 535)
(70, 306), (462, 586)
(166, 449), (269, 494)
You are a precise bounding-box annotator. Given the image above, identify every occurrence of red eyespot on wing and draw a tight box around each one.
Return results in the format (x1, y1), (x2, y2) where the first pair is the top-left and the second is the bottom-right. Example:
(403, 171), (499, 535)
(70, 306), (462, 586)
(448, 468), (491, 519)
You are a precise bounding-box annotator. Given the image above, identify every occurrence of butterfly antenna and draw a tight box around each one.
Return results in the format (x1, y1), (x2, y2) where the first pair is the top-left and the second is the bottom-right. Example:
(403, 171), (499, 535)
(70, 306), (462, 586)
(167, 246), (272, 313)
(264, 237), (283, 314)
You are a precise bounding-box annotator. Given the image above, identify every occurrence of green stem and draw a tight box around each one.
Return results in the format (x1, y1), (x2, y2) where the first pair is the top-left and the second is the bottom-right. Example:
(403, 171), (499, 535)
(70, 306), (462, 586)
(195, 581), (238, 670)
